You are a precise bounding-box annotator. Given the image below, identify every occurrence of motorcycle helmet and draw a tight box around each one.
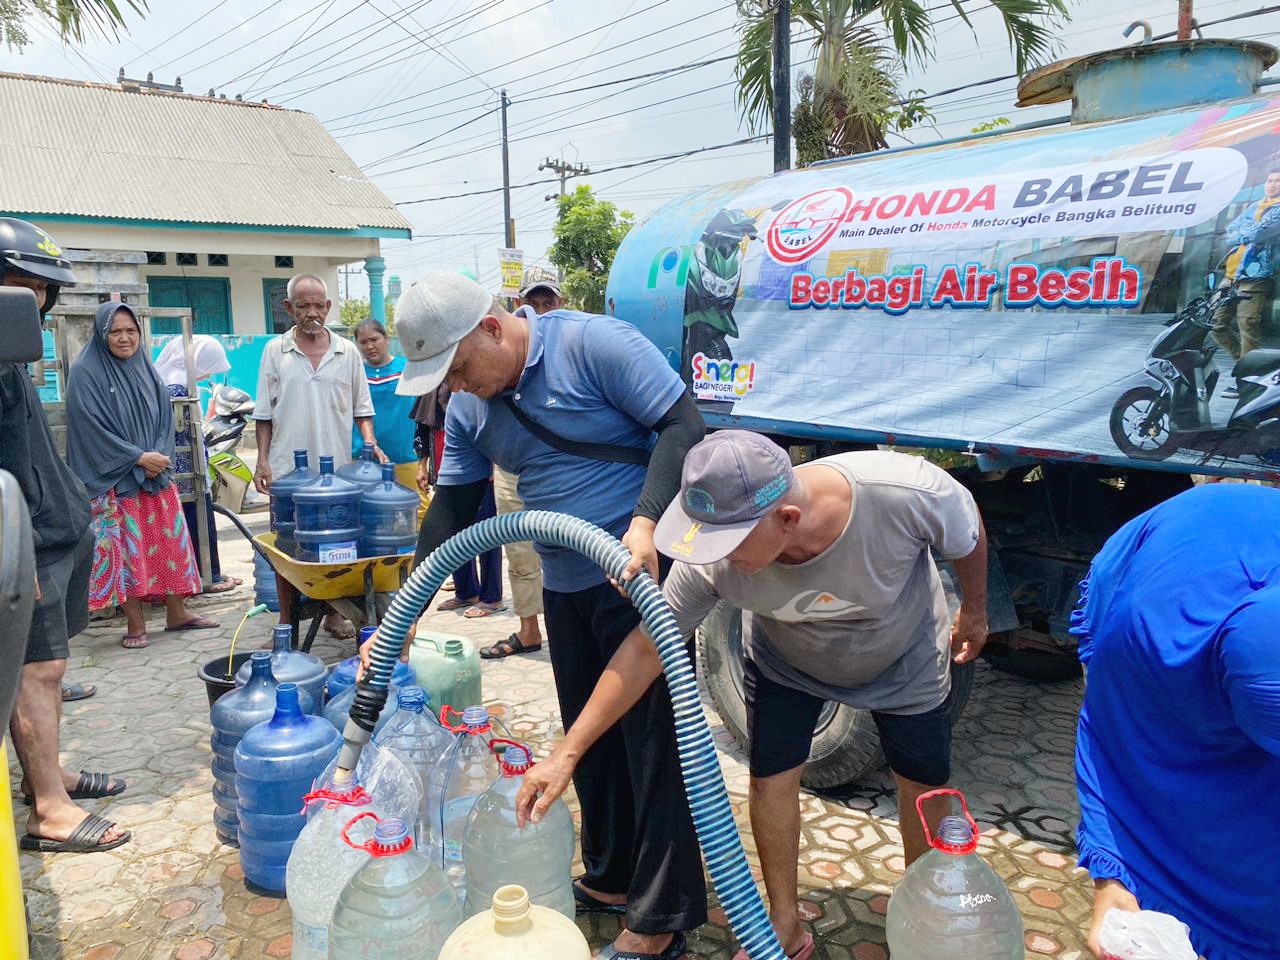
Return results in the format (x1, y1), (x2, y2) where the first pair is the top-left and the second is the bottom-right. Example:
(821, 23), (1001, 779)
(0, 218), (77, 314)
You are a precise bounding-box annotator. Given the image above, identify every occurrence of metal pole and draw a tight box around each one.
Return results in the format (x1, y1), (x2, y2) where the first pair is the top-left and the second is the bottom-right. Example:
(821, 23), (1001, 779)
(501, 89), (515, 247)
(180, 315), (213, 590)
(1177, 0), (1193, 39)
(772, 0), (791, 172)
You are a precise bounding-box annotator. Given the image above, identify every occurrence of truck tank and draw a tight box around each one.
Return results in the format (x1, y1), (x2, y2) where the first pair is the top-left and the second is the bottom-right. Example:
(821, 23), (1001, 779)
(606, 38), (1280, 787)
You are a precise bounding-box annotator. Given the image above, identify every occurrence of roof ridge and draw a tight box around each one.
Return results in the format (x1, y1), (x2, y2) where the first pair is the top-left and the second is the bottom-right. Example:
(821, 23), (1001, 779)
(0, 70), (293, 111)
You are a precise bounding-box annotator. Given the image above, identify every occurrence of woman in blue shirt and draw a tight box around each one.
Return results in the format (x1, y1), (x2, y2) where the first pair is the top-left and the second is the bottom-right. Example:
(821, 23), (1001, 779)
(353, 318), (426, 513)
(1072, 482), (1280, 960)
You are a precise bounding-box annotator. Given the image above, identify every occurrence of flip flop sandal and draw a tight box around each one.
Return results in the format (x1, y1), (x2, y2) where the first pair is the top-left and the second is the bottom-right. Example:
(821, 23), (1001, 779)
(572, 880), (627, 916)
(24, 770), (127, 805)
(20, 812), (131, 853)
(166, 616), (220, 632)
(437, 597), (477, 611)
(202, 577), (242, 595)
(121, 632), (149, 649)
(595, 932), (687, 960)
(61, 682), (96, 702)
(463, 603), (508, 619)
(480, 633), (542, 659)
(732, 932), (814, 960)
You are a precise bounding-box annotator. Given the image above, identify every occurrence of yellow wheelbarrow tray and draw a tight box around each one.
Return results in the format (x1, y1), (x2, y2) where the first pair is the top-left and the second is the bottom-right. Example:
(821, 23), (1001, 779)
(253, 532), (413, 601)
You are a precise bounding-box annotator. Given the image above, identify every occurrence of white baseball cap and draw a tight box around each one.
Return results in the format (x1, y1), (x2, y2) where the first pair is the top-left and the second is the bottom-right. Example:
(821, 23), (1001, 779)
(395, 271), (493, 396)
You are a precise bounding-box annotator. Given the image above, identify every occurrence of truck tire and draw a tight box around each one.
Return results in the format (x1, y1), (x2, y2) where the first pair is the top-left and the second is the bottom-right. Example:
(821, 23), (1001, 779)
(1110, 387), (1177, 461)
(982, 638), (1083, 682)
(698, 601), (975, 790)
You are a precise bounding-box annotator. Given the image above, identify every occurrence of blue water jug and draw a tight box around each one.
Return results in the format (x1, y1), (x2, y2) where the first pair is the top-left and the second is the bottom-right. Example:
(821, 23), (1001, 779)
(269, 449), (316, 557)
(252, 551), (280, 613)
(294, 456), (363, 564)
(327, 626), (417, 700)
(234, 683), (341, 894)
(210, 651), (312, 847)
(337, 444), (384, 492)
(235, 624), (328, 715)
(359, 463), (420, 558)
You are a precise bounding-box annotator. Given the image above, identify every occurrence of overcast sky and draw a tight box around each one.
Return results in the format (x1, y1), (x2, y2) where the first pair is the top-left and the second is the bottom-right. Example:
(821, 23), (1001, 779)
(4, 0), (1276, 297)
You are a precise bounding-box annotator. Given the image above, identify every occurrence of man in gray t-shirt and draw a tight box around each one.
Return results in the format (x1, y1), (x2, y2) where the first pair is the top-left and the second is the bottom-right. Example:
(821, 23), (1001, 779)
(516, 430), (989, 960)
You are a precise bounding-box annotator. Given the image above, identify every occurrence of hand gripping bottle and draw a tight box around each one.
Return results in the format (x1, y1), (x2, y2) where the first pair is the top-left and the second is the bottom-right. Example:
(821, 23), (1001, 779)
(439, 884), (590, 960)
(327, 631), (416, 700)
(885, 789), (1024, 960)
(235, 624), (327, 715)
(328, 815), (463, 960)
(424, 706), (500, 891)
(285, 775), (381, 960)
(373, 686), (456, 842)
(462, 743), (575, 918)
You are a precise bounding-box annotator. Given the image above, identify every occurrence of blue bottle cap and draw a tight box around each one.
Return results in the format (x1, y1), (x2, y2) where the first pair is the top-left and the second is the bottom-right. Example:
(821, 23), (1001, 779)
(293, 449), (308, 467)
(397, 686), (426, 710)
(937, 815), (974, 848)
(373, 817), (411, 851)
(358, 626), (377, 642)
(462, 705), (489, 728)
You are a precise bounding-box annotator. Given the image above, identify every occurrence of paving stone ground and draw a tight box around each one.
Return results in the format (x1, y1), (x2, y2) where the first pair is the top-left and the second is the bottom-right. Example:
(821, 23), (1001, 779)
(10, 506), (1093, 959)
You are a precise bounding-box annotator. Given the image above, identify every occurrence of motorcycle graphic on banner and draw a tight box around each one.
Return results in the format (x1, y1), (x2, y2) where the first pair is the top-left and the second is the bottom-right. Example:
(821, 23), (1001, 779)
(633, 96), (1280, 474)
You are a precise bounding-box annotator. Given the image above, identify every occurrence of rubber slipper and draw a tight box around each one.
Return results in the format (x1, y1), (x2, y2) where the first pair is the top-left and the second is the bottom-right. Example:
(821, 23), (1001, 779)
(166, 616), (220, 632)
(23, 770), (127, 805)
(573, 880), (627, 916)
(437, 597), (476, 611)
(595, 932), (686, 960)
(732, 932), (813, 960)
(121, 632), (149, 649)
(202, 577), (242, 595)
(61, 682), (96, 702)
(480, 633), (542, 659)
(463, 602), (508, 619)
(20, 812), (130, 853)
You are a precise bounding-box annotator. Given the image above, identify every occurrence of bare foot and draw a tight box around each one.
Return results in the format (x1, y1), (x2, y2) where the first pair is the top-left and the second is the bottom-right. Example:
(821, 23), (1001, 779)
(323, 613), (356, 640)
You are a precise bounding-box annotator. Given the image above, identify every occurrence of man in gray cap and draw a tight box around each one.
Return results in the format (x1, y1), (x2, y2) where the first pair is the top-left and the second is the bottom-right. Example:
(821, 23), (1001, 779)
(515, 430), (990, 960)
(367, 270), (707, 960)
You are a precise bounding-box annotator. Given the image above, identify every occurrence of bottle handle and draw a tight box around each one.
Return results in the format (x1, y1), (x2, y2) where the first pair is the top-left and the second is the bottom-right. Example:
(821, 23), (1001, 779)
(300, 783), (372, 816)
(915, 788), (980, 854)
(439, 704), (492, 734)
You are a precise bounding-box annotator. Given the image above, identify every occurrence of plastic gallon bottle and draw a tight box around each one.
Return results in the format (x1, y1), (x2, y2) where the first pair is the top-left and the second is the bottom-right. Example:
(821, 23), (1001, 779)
(327, 649), (416, 701)
(235, 624), (327, 715)
(252, 551), (280, 613)
(234, 683), (341, 894)
(359, 463), (421, 557)
(313, 739), (423, 831)
(374, 687), (456, 841)
(328, 815), (463, 960)
(286, 775), (382, 960)
(462, 743), (575, 918)
(424, 706), (500, 890)
(337, 443), (385, 493)
(293, 455), (363, 564)
(268, 449), (315, 557)
(211, 651), (311, 847)
(408, 633), (482, 718)
(885, 789), (1024, 960)
(438, 884), (590, 960)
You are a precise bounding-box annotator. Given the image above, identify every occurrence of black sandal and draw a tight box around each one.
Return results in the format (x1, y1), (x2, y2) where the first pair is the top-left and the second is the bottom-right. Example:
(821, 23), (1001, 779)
(23, 770), (126, 805)
(572, 879), (627, 916)
(480, 633), (542, 660)
(596, 933), (687, 960)
(21, 812), (131, 853)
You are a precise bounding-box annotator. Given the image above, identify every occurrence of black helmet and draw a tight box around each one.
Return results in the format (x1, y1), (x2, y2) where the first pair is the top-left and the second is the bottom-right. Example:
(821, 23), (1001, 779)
(0, 218), (77, 313)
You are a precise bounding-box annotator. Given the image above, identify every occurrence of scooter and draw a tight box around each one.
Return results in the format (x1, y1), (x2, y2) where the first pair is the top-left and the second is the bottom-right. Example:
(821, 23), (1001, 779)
(1109, 249), (1280, 465)
(204, 384), (259, 511)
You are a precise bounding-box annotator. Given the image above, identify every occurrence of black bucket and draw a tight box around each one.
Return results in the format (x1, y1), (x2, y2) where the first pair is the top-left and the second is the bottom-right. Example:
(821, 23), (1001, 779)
(198, 652), (255, 709)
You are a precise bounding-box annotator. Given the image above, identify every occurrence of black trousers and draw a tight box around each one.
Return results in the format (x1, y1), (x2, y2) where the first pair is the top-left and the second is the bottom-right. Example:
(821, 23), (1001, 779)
(543, 580), (707, 935)
(182, 494), (222, 583)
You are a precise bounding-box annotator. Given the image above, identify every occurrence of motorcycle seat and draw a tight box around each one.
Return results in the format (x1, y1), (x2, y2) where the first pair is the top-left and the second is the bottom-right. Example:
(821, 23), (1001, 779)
(1232, 349), (1280, 378)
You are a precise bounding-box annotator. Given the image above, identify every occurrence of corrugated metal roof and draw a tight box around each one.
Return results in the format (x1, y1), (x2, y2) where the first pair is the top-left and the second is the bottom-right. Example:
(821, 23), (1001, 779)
(0, 73), (412, 233)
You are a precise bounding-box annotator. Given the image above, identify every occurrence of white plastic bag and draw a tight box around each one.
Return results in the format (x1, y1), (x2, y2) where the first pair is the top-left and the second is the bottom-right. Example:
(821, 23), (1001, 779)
(1097, 909), (1198, 960)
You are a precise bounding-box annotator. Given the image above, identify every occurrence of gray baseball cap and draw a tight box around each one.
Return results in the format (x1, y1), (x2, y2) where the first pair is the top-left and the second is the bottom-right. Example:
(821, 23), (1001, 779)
(518, 266), (561, 299)
(395, 270), (493, 396)
(655, 430), (794, 565)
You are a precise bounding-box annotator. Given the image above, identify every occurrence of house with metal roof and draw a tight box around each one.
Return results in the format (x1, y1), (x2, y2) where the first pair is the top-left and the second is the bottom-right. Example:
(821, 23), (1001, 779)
(0, 71), (410, 335)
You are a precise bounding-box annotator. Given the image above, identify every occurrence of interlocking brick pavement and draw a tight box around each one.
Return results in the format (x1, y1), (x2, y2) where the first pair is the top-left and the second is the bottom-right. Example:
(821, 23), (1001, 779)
(10, 511), (1093, 958)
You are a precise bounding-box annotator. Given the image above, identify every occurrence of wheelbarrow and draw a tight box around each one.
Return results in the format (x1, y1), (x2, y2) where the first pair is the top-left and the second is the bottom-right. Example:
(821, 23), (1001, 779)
(213, 504), (414, 654)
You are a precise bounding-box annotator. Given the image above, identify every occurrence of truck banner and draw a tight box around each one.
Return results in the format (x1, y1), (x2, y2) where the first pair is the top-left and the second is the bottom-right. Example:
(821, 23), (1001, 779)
(613, 96), (1280, 475)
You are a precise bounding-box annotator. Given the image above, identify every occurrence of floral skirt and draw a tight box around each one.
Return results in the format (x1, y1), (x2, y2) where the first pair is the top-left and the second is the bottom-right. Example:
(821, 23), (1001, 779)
(89, 485), (201, 610)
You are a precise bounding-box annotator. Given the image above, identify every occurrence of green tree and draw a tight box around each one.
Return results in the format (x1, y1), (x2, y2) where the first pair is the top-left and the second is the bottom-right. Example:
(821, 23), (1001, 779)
(1, 0), (145, 49)
(735, 0), (1069, 162)
(339, 297), (395, 335)
(548, 184), (634, 313)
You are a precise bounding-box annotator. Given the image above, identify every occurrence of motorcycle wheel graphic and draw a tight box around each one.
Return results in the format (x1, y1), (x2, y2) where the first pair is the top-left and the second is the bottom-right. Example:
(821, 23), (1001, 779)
(1110, 386), (1177, 460)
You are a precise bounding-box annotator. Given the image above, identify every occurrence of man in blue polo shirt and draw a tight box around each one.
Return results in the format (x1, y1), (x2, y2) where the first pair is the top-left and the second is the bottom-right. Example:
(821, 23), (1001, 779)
(363, 271), (707, 960)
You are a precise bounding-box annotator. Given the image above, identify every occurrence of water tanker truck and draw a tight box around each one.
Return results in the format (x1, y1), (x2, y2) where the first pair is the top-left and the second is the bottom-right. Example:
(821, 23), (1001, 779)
(606, 37), (1280, 787)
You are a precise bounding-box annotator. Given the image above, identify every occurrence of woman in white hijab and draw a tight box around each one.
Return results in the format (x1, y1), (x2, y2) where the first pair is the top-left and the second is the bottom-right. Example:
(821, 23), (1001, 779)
(153, 336), (239, 593)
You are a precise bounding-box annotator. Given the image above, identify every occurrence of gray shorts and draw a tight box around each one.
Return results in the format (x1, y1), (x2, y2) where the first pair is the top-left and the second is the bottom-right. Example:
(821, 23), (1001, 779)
(27, 531), (91, 664)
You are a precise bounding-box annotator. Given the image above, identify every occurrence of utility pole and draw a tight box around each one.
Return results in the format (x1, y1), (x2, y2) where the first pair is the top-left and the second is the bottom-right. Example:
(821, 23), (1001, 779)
(540, 156), (590, 202)
(772, 0), (791, 172)
(1177, 0), (1193, 39)
(500, 89), (515, 247)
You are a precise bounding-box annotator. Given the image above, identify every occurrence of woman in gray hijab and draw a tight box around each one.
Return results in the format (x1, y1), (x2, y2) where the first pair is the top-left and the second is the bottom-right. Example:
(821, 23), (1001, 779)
(65, 302), (219, 648)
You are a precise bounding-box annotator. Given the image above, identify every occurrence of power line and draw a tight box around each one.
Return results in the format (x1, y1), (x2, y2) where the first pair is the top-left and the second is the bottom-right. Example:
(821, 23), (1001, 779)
(366, 0), (499, 96)
(122, 0), (235, 69)
(155, 0), (291, 73)
(240, 0), (346, 97)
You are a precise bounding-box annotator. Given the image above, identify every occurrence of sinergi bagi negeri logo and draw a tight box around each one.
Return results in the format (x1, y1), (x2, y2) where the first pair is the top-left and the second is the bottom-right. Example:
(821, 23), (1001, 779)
(765, 188), (854, 264)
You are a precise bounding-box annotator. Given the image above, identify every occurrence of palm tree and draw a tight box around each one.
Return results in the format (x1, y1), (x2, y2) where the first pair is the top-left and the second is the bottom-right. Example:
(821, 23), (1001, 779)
(2, 0), (146, 49)
(736, 0), (1070, 162)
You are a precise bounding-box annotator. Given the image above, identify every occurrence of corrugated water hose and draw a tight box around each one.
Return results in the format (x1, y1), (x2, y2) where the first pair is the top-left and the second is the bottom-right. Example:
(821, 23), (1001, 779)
(335, 510), (785, 960)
